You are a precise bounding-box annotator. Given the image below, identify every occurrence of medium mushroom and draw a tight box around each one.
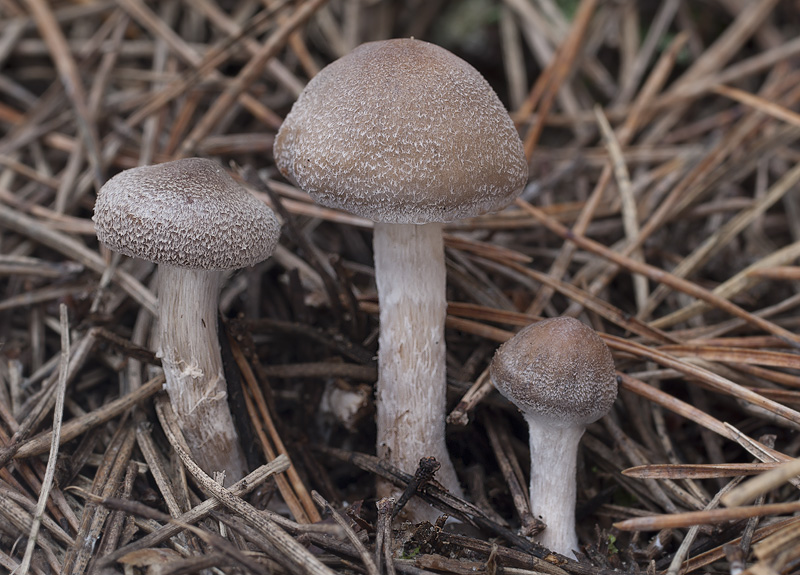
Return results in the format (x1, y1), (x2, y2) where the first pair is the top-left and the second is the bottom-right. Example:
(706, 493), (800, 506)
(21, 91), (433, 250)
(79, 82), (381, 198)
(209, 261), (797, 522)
(274, 38), (528, 511)
(489, 316), (618, 556)
(93, 158), (281, 484)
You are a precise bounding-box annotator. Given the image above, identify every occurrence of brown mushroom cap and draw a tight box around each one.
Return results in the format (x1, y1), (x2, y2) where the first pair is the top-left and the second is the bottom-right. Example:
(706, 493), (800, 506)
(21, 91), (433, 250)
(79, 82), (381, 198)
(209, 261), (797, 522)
(490, 317), (618, 427)
(274, 38), (528, 224)
(93, 158), (281, 270)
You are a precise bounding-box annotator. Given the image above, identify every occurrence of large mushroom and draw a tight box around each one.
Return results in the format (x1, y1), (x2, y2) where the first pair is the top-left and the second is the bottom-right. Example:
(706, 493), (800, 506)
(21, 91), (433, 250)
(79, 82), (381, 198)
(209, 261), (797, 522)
(94, 158), (281, 484)
(274, 38), (528, 512)
(490, 317), (618, 556)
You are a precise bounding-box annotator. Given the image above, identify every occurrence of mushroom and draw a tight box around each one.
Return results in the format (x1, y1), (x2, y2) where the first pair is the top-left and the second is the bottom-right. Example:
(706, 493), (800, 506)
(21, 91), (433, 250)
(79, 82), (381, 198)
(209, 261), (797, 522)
(93, 158), (281, 484)
(489, 316), (618, 556)
(274, 38), (528, 511)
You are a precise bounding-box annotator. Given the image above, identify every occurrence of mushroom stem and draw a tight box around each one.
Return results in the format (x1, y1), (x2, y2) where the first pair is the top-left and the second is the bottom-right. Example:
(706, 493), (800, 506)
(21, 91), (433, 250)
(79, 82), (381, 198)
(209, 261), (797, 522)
(157, 264), (247, 484)
(373, 222), (463, 506)
(525, 417), (584, 556)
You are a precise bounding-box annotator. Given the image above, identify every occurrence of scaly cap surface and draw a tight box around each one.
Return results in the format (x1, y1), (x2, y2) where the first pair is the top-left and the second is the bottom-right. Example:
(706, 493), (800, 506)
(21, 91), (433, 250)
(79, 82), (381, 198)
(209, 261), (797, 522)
(274, 38), (528, 224)
(490, 317), (618, 427)
(93, 158), (280, 270)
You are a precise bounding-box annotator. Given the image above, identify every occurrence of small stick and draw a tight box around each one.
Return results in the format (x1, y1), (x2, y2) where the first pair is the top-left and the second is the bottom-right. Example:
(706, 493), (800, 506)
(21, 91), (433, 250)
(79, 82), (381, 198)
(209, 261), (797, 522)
(76, 491), (266, 573)
(392, 457), (441, 519)
(312, 491), (380, 575)
(96, 455), (291, 567)
(483, 414), (543, 536)
(156, 397), (335, 575)
(17, 304), (70, 575)
(228, 333), (322, 523)
(180, 0), (329, 155)
(375, 498), (397, 575)
(614, 500), (800, 531)
(447, 367), (493, 426)
(622, 462), (781, 480)
(664, 476), (744, 575)
(722, 457), (800, 508)
(514, 197), (800, 349)
(14, 375), (164, 458)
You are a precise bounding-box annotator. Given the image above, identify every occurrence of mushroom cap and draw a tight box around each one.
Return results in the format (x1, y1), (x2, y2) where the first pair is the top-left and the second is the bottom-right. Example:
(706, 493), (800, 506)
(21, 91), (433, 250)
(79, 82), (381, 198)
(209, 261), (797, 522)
(93, 158), (281, 270)
(490, 317), (617, 427)
(274, 38), (528, 224)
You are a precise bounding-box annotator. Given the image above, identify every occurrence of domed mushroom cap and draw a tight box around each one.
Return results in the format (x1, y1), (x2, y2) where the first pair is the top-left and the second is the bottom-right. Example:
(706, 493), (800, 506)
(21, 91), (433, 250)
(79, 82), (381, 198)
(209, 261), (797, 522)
(93, 158), (281, 270)
(274, 38), (528, 224)
(490, 317), (617, 427)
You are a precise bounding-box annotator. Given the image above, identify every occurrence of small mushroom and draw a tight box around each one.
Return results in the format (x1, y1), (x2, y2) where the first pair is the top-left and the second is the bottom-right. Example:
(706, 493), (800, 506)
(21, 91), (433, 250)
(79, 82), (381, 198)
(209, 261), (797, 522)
(489, 317), (618, 556)
(274, 38), (528, 515)
(94, 158), (281, 484)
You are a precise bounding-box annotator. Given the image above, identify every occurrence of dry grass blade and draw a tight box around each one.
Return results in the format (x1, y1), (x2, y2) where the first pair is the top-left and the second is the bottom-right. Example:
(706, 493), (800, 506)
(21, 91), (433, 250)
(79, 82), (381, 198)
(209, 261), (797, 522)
(518, 0), (598, 157)
(0, 203), (157, 313)
(180, 0), (329, 155)
(657, 345), (800, 370)
(652, 240), (800, 329)
(618, 374), (788, 464)
(722, 457), (800, 507)
(751, 520), (800, 566)
(228, 333), (321, 524)
(22, 0), (102, 187)
(593, 105), (648, 313)
(614, 500), (800, 531)
(73, 489), (269, 573)
(664, 476), (745, 575)
(63, 424), (137, 575)
(483, 414), (541, 536)
(527, 30), (687, 319)
(622, 463), (781, 480)
(312, 490), (380, 575)
(714, 83), (800, 128)
(0, 328), (99, 467)
(97, 455), (290, 568)
(515, 198), (800, 348)
(747, 266), (800, 280)
(155, 397), (335, 575)
(17, 304), (69, 575)
(608, 335), (800, 430)
(676, 517), (799, 573)
(14, 375), (163, 459)
(639, 160), (800, 320)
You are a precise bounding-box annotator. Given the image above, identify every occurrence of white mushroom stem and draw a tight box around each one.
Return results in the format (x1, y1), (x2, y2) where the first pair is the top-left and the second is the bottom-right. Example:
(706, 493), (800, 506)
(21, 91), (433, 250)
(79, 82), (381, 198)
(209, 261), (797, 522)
(157, 264), (247, 484)
(525, 416), (584, 557)
(373, 222), (463, 507)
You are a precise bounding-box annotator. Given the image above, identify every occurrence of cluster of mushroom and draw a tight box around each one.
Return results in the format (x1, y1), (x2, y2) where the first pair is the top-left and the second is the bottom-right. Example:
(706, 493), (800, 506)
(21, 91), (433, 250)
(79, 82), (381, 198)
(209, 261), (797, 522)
(274, 37), (619, 552)
(93, 38), (619, 556)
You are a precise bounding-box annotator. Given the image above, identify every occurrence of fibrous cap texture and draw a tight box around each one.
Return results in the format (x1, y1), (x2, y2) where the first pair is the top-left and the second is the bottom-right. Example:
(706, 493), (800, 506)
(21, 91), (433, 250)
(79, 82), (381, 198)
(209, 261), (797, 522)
(93, 158), (281, 270)
(274, 38), (528, 224)
(490, 317), (618, 427)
